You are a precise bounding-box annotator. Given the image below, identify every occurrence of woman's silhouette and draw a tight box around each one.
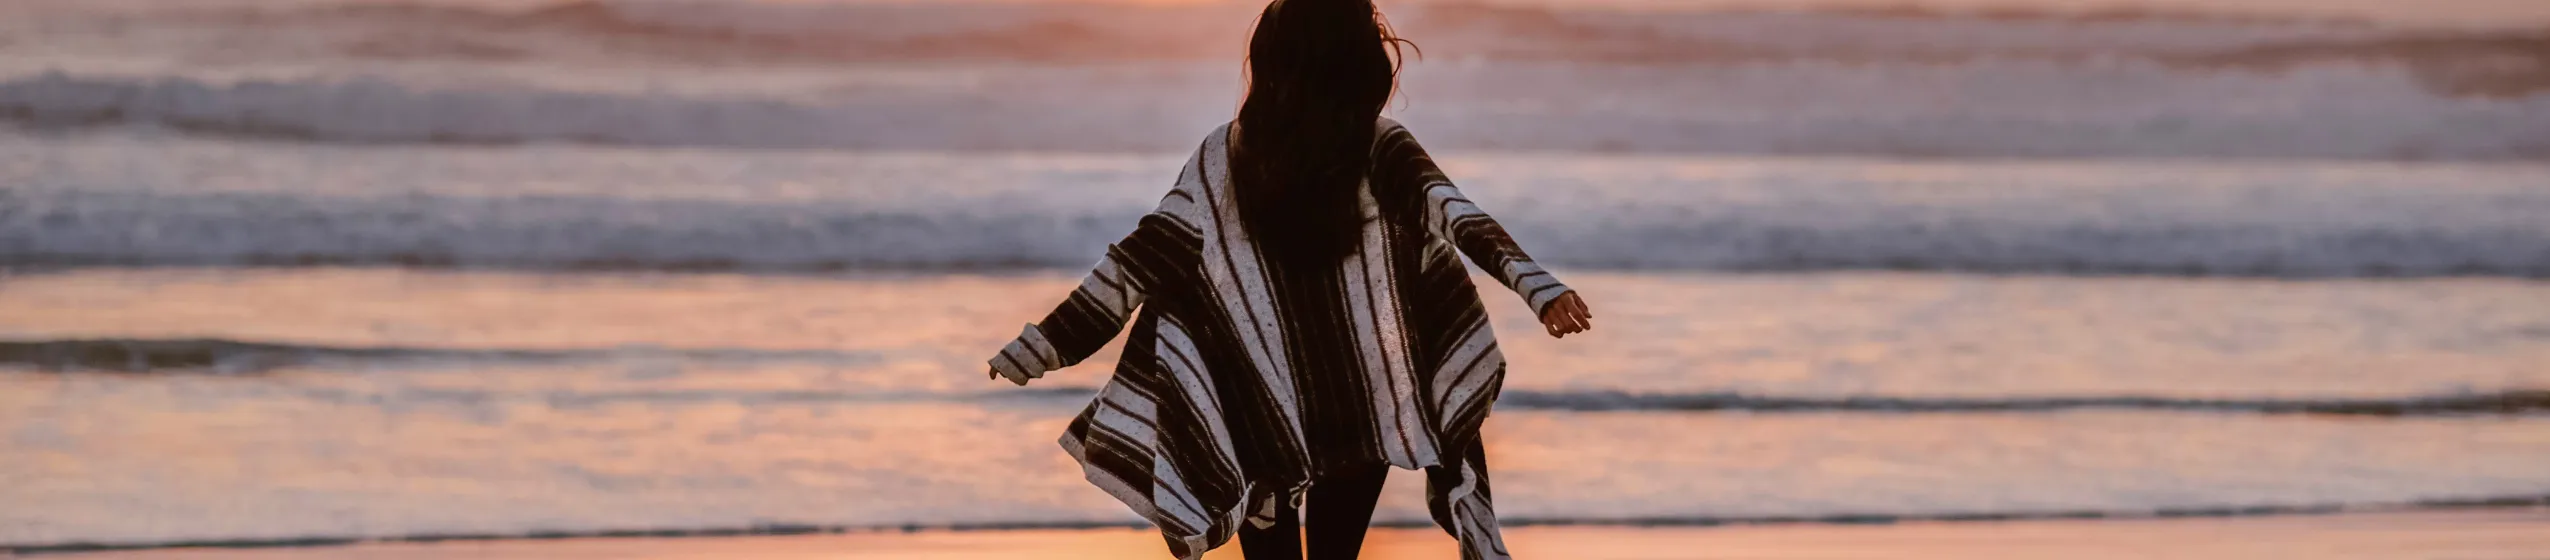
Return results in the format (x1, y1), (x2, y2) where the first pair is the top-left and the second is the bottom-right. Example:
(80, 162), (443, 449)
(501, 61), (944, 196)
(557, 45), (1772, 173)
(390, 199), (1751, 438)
(985, 1), (1592, 558)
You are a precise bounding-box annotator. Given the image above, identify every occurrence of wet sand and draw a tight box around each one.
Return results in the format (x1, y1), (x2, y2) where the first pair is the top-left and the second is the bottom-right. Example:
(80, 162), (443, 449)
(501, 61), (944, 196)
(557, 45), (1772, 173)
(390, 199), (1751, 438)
(40, 510), (2550, 560)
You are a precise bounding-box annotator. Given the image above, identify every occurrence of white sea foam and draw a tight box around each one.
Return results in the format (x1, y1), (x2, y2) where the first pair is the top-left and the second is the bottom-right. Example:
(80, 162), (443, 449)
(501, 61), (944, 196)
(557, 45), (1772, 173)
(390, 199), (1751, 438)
(5, 133), (2545, 276)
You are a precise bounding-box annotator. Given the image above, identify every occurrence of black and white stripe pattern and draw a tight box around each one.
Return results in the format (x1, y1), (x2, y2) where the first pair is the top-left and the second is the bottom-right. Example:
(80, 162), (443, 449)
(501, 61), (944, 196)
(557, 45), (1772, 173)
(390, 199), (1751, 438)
(993, 118), (1566, 560)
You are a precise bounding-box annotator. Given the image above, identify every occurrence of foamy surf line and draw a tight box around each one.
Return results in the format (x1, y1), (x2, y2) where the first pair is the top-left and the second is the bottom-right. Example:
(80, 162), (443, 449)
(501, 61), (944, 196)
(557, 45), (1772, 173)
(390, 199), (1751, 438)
(7, 494), (2544, 555)
(8, 338), (2546, 417)
(8, 183), (2548, 278)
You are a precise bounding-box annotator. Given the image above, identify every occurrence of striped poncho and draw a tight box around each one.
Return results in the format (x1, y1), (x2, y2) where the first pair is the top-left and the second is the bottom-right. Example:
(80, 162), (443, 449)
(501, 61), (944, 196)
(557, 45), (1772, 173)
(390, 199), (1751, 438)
(989, 118), (1571, 560)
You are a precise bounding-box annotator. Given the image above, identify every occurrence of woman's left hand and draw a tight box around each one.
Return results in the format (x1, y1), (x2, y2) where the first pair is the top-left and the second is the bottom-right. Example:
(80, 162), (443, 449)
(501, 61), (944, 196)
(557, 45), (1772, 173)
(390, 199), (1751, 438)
(1540, 292), (1592, 338)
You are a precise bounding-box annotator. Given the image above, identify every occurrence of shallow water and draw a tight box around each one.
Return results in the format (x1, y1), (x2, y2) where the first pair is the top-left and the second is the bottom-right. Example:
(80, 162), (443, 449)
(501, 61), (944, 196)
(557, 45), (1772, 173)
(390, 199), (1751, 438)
(4, 269), (2545, 546)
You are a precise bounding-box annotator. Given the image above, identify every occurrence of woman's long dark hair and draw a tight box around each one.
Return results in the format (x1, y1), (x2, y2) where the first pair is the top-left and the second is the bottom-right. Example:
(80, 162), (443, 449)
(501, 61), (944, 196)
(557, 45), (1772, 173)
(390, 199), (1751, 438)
(1232, 0), (1412, 264)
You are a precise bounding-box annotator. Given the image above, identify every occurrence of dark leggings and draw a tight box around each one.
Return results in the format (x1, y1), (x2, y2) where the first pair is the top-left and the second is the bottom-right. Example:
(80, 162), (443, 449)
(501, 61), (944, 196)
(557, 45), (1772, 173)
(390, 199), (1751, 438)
(1236, 463), (1391, 560)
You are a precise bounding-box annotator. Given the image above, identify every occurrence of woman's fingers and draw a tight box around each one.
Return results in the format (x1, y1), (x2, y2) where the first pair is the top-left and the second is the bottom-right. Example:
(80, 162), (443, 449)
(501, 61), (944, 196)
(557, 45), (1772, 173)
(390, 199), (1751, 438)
(1561, 295), (1591, 332)
(1539, 293), (1594, 338)
(1544, 311), (1587, 337)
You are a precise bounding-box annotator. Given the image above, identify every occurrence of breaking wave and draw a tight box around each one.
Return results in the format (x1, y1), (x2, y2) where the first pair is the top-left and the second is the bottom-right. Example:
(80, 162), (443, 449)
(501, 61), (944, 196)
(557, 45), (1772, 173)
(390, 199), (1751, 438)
(5, 150), (2544, 277)
(9, 338), (2543, 417)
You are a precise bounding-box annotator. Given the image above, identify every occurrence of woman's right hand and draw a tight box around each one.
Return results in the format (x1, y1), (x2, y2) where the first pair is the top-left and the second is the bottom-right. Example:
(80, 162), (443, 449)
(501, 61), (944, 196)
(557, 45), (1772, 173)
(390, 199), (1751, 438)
(1540, 292), (1592, 338)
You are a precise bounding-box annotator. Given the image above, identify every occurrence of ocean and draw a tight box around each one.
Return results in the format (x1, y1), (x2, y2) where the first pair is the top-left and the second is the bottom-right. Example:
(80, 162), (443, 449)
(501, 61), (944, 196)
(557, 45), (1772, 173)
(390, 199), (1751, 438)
(2, 0), (2547, 552)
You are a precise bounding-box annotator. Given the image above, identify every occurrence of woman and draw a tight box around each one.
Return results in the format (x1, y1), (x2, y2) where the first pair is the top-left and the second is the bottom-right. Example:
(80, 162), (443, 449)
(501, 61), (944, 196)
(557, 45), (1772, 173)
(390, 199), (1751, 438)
(984, 1), (1591, 558)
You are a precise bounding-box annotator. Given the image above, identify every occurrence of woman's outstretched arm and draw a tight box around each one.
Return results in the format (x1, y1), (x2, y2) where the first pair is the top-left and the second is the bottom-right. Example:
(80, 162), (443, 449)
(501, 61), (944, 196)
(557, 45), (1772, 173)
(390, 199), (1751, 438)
(1373, 120), (1592, 337)
(987, 248), (1146, 385)
(987, 189), (1204, 384)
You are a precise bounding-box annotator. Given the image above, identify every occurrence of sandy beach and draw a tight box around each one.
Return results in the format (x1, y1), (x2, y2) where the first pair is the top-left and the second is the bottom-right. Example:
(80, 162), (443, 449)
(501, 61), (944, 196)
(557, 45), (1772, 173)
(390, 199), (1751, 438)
(30, 510), (2548, 560)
